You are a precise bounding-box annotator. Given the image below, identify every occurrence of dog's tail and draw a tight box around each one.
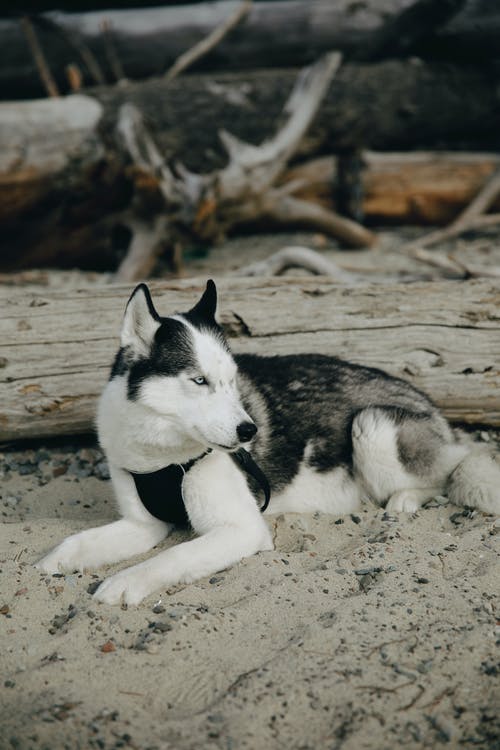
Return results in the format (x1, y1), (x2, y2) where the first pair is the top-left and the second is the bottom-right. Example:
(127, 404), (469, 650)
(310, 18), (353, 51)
(446, 447), (500, 514)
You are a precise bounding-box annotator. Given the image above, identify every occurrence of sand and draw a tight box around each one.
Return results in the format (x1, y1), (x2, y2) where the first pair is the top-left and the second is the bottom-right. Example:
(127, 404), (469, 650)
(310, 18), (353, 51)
(1, 436), (499, 750)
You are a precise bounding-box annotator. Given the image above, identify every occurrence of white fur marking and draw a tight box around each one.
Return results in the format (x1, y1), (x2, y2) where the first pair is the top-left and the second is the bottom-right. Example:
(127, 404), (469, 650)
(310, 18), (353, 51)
(270, 462), (362, 515)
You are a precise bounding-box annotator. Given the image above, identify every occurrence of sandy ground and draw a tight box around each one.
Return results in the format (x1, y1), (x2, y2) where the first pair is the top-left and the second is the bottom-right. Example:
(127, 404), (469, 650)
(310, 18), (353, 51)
(1, 230), (500, 749)
(1, 437), (499, 750)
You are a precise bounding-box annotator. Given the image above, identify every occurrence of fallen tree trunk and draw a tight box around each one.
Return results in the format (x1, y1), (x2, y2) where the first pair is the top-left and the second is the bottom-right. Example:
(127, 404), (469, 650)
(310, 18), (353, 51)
(2, 60), (500, 270)
(1, 278), (499, 442)
(285, 152), (500, 225)
(0, 0), (496, 99)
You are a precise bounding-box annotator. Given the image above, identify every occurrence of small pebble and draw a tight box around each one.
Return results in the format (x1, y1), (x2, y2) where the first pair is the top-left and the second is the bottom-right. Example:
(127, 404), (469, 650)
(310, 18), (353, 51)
(100, 640), (116, 653)
(354, 567), (383, 576)
(433, 495), (449, 506)
(382, 512), (397, 522)
(151, 621), (172, 633)
(94, 461), (110, 480)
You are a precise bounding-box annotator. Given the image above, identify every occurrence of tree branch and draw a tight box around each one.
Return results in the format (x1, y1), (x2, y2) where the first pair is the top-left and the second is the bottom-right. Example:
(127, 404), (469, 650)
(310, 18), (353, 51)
(261, 194), (375, 248)
(165, 0), (252, 82)
(401, 165), (500, 277)
(235, 246), (360, 281)
(115, 216), (169, 282)
(20, 16), (59, 97)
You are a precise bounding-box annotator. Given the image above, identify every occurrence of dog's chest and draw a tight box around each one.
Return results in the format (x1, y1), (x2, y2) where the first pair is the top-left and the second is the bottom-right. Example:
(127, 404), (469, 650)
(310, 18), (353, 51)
(129, 462), (196, 527)
(128, 449), (270, 526)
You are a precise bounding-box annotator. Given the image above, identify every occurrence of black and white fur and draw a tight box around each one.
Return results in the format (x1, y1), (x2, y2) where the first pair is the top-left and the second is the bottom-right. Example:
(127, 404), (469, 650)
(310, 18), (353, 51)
(37, 281), (500, 605)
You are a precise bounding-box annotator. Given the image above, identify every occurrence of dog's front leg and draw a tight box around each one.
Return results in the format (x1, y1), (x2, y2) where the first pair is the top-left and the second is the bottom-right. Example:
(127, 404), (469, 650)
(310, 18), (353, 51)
(94, 452), (273, 606)
(36, 464), (170, 574)
(94, 524), (271, 606)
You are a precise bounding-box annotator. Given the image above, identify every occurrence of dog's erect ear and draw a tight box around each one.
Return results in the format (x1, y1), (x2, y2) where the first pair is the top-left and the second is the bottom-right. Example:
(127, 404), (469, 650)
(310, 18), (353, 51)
(188, 279), (217, 324)
(121, 283), (160, 355)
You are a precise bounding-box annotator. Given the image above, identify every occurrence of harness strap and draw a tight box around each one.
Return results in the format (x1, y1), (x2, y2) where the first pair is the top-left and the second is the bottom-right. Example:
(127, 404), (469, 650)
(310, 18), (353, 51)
(230, 448), (271, 513)
(129, 448), (271, 525)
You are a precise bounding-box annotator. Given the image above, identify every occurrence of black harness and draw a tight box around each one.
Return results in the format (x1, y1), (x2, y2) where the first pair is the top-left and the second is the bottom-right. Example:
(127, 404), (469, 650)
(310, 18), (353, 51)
(129, 448), (270, 527)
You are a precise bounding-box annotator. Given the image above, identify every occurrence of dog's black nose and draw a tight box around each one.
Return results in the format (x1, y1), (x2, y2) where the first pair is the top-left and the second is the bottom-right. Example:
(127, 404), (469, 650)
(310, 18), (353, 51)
(237, 421), (258, 443)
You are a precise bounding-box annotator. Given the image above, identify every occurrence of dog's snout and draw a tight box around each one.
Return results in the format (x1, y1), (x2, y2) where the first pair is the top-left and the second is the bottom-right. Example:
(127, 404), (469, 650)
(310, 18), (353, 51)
(237, 421), (257, 443)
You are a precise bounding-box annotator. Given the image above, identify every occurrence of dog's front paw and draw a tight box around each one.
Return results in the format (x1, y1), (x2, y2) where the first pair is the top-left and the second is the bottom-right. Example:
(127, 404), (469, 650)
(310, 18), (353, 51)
(386, 490), (421, 514)
(93, 564), (155, 607)
(36, 535), (89, 574)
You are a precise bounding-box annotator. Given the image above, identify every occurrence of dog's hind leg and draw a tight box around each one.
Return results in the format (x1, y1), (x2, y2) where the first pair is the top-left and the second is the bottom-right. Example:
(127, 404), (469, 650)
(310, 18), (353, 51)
(352, 406), (457, 512)
(270, 464), (362, 515)
(36, 465), (170, 574)
(385, 487), (441, 513)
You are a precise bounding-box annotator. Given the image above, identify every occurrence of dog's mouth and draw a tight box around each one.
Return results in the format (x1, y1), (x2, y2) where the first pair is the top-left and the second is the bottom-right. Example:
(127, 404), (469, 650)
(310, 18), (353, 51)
(210, 441), (239, 453)
(215, 443), (240, 453)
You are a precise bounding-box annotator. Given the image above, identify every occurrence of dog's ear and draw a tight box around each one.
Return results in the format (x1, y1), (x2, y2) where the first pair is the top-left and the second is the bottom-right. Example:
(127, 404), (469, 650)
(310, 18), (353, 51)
(188, 279), (217, 324)
(121, 283), (160, 355)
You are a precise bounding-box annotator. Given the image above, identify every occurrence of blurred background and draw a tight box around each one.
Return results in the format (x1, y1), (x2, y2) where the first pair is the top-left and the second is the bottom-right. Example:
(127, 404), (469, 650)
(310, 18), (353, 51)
(1, 0), (500, 285)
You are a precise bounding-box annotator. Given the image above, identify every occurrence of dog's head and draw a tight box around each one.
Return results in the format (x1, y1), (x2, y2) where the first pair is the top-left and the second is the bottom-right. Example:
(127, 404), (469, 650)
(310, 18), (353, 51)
(112, 280), (257, 451)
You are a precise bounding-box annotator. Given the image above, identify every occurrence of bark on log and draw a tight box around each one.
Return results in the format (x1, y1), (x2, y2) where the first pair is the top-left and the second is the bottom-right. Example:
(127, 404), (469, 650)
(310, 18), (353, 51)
(1, 0), (497, 99)
(2, 60), (500, 270)
(1, 278), (499, 442)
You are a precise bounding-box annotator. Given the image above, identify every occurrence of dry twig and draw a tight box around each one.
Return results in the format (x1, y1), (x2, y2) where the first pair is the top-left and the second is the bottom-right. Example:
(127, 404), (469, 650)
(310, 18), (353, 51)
(65, 63), (83, 92)
(101, 19), (126, 83)
(235, 246), (431, 284)
(261, 193), (374, 248)
(236, 246), (359, 281)
(115, 216), (169, 282)
(20, 16), (59, 97)
(32, 14), (105, 86)
(165, 0), (252, 82)
(402, 165), (500, 277)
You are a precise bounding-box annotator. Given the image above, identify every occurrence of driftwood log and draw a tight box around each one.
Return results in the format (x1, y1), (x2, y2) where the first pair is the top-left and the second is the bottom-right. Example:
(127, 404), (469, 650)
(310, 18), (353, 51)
(286, 152), (500, 226)
(1, 278), (499, 442)
(1, 0), (497, 98)
(113, 53), (376, 282)
(2, 59), (500, 270)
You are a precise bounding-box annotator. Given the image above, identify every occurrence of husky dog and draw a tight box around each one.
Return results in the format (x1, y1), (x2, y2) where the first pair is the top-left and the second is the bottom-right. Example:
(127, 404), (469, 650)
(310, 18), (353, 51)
(37, 281), (500, 605)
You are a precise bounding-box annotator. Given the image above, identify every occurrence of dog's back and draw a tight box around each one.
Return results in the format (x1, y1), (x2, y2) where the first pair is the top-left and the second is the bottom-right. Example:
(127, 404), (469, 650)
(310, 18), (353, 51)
(237, 352), (500, 514)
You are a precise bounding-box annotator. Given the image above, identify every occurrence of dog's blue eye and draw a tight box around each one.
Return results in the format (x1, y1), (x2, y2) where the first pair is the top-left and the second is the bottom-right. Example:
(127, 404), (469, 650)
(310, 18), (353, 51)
(192, 376), (208, 386)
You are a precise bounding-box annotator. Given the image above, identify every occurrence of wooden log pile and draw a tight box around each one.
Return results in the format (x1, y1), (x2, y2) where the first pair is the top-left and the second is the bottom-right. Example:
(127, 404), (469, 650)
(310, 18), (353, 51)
(1, 0), (500, 275)
(2, 63), (500, 273)
(1, 278), (499, 442)
(1, 0), (498, 99)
